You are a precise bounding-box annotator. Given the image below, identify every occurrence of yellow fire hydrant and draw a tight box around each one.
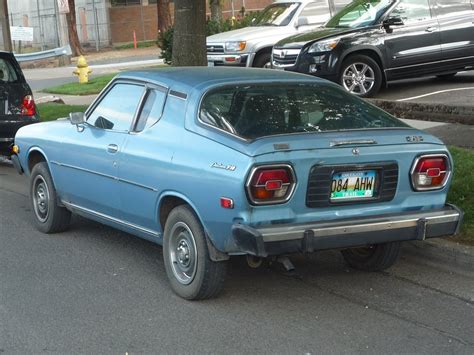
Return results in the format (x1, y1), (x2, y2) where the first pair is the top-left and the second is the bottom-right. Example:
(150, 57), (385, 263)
(73, 55), (92, 84)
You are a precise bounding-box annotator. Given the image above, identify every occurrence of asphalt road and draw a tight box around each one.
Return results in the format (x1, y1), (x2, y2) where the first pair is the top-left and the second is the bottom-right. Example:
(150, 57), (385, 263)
(0, 163), (473, 353)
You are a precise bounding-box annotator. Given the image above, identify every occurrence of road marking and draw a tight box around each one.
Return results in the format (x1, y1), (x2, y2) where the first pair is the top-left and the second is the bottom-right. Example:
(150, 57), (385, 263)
(397, 87), (474, 102)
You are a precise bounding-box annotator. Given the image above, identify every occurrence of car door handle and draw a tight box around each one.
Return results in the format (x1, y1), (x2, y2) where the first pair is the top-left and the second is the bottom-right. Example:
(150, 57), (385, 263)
(425, 26), (437, 32)
(107, 144), (119, 153)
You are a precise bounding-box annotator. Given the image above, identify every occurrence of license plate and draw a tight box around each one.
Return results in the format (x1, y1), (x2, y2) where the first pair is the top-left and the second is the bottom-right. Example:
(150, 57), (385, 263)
(207, 61), (214, 67)
(330, 170), (376, 201)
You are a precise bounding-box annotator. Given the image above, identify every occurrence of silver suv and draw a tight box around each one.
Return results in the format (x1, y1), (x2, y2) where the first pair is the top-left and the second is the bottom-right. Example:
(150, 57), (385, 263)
(206, 0), (351, 68)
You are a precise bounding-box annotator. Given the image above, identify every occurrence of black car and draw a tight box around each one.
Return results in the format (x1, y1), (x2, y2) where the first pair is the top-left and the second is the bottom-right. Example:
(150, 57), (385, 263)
(272, 0), (474, 97)
(0, 51), (38, 155)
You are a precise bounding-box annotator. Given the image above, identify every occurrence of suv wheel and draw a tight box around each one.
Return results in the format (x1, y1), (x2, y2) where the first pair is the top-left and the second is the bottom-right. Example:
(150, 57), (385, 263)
(341, 242), (401, 271)
(163, 205), (227, 300)
(339, 55), (382, 97)
(253, 52), (272, 68)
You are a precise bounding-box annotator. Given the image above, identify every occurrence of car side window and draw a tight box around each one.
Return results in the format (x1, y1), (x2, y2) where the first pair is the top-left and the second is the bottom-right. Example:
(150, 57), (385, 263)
(435, 0), (471, 17)
(390, 0), (433, 24)
(0, 58), (19, 82)
(299, 1), (331, 24)
(87, 83), (144, 132)
(134, 88), (167, 132)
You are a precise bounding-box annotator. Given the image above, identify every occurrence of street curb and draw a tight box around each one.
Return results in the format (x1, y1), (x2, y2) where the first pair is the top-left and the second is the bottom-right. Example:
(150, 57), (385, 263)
(403, 238), (474, 273)
(368, 99), (474, 125)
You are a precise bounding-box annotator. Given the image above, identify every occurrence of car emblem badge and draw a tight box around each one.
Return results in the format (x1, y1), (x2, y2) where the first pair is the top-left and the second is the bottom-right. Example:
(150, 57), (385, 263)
(280, 50), (287, 58)
(352, 148), (360, 156)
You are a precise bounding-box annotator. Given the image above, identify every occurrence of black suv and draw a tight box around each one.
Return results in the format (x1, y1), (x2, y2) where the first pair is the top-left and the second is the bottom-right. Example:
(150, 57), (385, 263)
(273, 0), (474, 97)
(0, 51), (38, 155)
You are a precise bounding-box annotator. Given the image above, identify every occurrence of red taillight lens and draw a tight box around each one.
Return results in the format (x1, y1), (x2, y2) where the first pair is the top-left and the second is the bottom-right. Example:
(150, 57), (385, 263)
(411, 155), (450, 191)
(22, 95), (36, 116)
(247, 165), (296, 205)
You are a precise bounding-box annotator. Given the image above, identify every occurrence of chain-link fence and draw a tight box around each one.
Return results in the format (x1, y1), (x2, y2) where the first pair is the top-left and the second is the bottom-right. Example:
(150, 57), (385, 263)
(5, 0), (110, 53)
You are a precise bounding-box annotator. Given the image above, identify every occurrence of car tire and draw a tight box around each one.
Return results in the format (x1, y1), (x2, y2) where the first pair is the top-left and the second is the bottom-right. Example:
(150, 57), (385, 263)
(253, 52), (272, 68)
(339, 55), (383, 97)
(163, 205), (227, 300)
(436, 73), (457, 79)
(30, 162), (71, 234)
(341, 242), (401, 271)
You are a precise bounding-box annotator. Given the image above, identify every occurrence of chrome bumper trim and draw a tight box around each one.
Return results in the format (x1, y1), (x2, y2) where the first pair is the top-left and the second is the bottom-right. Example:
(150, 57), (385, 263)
(256, 208), (461, 243)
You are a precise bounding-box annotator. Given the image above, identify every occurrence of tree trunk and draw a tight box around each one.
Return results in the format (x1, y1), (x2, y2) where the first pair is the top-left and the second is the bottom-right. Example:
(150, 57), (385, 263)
(209, 0), (222, 22)
(66, 0), (83, 56)
(157, 0), (172, 34)
(172, 0), (207, 66)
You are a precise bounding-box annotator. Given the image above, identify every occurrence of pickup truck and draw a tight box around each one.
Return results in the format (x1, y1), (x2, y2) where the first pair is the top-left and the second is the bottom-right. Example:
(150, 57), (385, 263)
(206, 0), (351, 68)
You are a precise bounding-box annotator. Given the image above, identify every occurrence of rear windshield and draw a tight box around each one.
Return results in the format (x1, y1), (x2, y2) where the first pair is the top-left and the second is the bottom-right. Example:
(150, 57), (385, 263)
(0, 57), (19, 82)
(199, 83), (407, 140)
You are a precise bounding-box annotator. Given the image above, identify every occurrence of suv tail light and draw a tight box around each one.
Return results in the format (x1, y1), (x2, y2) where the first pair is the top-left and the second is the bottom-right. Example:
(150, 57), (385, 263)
(246, 165), (296, 205)
(21, 95), (36, 116)
(411, 154), (450, 191)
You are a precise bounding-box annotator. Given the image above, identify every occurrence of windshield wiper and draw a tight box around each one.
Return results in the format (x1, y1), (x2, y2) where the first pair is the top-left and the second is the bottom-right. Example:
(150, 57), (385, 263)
(257, 22), (279, 27)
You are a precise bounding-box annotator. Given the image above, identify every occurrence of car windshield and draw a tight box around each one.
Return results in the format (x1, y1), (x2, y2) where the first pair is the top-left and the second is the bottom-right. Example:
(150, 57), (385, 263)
(252, 3), (301, 27)
(326, 0), (394, 28)
(199, 83), (407, 140)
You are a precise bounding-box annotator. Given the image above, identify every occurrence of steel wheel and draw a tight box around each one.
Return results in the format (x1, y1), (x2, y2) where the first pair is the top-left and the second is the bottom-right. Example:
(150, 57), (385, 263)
(32, 175), (50, 223)
(341, 62), (376, 96)
(168, 221), (198, 285)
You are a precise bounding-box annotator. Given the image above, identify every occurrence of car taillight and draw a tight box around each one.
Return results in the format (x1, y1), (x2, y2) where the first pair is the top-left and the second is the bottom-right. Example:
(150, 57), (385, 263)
(21, 95), (36, 116)
(411, 154), (450, 191)
(246, 165), (296, 205)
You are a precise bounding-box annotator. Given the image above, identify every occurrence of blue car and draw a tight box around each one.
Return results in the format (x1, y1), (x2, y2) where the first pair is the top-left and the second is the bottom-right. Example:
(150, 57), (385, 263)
(11, 68), (462, 300)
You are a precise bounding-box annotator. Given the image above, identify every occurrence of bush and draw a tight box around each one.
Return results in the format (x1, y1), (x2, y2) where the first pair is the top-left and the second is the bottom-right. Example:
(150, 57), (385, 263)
(157, 27), (174, 64)
(157, 12), (260, 65)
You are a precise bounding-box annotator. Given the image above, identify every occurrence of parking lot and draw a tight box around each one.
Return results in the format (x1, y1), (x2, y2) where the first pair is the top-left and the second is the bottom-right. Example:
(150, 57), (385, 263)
(0, 163), (473, 353)
(378, 71), (474, 106)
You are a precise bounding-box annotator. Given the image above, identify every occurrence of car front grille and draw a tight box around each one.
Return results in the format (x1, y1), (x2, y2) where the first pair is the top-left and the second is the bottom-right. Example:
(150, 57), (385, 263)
(306, 162), (399, 208)
(207, 45), (224, 54)
(272, 48), (301, 67)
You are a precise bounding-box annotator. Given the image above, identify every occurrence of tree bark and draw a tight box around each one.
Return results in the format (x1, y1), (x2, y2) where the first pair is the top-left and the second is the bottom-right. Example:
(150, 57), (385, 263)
(66, 0), (83, 56)
(209, 0), (223, 22)
(157, 0), (172, 34)
(172, 0), (207, 66)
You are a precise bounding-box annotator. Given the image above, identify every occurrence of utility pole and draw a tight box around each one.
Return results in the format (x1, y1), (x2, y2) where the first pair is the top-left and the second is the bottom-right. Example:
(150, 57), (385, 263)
(0, 0), (12, 52)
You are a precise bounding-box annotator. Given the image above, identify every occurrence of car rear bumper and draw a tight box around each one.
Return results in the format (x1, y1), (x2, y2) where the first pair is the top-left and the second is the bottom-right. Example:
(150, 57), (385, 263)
(232, 205), (463, 257)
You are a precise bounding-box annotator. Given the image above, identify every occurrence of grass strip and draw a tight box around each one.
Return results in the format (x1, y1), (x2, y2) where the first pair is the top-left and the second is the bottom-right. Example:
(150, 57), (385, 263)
(447, 146), (473, 244)
(37, 103), (89, 122)
(43, 73), (117, 96)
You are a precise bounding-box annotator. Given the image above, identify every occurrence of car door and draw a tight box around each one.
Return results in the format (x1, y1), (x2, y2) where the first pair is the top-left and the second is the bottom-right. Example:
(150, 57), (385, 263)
(117, 86), (169, 234)
(435, 0), (474, 61)
(56, 82), (145, 219)
(383, 0), (442, 79)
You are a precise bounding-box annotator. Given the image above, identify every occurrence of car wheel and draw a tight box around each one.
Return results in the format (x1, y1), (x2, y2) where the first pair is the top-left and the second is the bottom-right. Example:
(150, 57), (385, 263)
(30, 162), (71, 233)
(163, 205), (227, 300)
(341, 242), (401, 271)
(339, 55), (382, 97)
(253, 52), (272, 68)
(436, 72), (457, 79)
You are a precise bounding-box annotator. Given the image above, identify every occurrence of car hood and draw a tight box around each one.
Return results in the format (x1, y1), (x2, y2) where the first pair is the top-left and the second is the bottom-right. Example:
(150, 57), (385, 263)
(274, 26), (360, 48)
(207, 26), (294, 43)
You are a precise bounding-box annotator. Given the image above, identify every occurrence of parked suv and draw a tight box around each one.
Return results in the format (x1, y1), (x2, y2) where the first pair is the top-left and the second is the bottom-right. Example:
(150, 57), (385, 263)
(206, 0), (351, 68)
(273, 0), (474, 97)
(0, 51), (38, 155)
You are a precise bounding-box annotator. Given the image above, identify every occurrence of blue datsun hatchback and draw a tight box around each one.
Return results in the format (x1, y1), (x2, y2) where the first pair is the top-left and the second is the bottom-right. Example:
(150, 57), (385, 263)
(11, 68), (462, 300)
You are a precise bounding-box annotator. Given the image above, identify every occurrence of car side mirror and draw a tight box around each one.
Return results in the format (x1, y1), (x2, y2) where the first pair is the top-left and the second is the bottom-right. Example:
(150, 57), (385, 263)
(69, 112), (85, 125)
(383, 17), (404, 28)
(296, 16), (309, 28)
